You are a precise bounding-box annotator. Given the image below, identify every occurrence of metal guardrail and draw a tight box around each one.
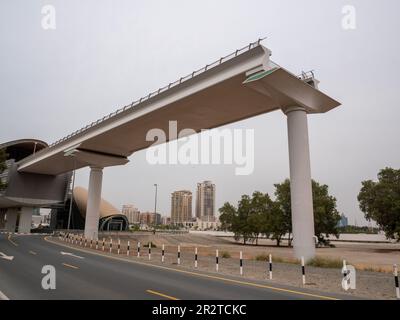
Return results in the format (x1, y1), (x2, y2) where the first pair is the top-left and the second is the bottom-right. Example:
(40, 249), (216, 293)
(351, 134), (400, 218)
(298, 70), (315, 82)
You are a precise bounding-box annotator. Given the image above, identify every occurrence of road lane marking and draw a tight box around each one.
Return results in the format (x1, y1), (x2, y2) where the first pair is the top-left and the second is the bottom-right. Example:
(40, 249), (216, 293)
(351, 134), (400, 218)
(29, 251), (37, 255)
(7, 234), (18, 247)
(0, 289), (10, 300)
(146, 289), (179, 300)
(62, 263), (79, 270)
(45, 236), (339, 300)
(61, 251), (84, 259)
(0, 252), (14, 261)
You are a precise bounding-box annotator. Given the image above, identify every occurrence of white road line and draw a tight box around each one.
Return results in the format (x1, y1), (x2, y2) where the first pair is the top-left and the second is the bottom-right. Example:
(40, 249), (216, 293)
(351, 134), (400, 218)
(0, 252), (14, 261)
(0, 289), (10, 300)
(60, 252), (84, 259)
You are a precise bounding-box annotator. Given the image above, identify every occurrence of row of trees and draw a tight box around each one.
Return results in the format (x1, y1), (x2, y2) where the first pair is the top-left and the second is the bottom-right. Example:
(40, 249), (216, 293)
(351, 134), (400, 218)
(358, 167), (400, 241)
(219, 179), (341, 246)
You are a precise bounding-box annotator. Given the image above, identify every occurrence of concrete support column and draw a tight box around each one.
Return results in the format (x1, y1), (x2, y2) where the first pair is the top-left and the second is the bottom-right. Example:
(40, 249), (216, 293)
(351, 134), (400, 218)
(5, 208), (18, 232)
(84, 167), (103, 240)
(285, 106), (315, 261)
(18, 207), (33, 234)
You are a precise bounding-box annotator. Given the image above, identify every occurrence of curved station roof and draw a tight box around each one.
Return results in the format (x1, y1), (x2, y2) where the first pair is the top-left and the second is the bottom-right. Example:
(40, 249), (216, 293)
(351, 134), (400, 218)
(0, 139), (48, 162)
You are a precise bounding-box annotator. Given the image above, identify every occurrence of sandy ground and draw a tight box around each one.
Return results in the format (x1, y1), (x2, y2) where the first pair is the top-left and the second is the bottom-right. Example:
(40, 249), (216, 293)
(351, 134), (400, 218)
(62, 231), (400, 300)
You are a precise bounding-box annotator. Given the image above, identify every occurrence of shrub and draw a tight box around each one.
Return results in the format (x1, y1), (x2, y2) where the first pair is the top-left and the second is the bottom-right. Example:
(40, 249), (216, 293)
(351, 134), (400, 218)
(221, 251), (231, 259)
(306, 256), (343, 268)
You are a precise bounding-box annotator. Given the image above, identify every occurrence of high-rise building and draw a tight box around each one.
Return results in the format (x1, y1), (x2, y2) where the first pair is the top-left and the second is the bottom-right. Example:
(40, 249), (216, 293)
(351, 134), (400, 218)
(171, 190), (192, 224)
(140, 211), (161, 226)
(121, 204), (140, 224)
(196, 181), (215, 219)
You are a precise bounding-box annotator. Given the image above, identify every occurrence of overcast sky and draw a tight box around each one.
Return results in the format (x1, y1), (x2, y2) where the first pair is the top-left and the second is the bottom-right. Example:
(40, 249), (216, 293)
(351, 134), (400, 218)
(1, 0), (399, 225)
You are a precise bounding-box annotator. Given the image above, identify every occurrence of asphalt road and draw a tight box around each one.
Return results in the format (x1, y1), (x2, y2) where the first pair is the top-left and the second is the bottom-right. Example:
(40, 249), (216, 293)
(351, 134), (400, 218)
(0, 233), (350, 300)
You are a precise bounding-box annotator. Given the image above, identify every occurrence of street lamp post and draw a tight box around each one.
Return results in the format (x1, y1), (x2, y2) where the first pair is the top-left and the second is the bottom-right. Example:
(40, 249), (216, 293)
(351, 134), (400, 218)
(67, 156), (76, 231)
(154, 183), (158, 222)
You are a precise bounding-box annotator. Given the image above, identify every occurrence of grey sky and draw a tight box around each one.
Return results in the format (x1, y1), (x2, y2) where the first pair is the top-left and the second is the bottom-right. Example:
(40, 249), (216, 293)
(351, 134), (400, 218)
(1, 0), (399, 225)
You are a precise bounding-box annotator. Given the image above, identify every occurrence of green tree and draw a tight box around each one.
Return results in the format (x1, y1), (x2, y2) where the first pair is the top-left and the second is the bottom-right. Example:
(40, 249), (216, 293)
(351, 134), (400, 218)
(0, 148), (7, 191)
(273, 179), (293, 246)
(219, 192), (271, 245)
(249, 191), (269, 245)
(273, 179), (341, 245)
(358, 167), (400, 241)
(312, 180), (341, 244)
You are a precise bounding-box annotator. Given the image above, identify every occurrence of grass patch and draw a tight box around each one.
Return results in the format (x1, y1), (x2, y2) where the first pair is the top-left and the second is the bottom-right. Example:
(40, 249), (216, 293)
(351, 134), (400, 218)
(254, 254), (297, 264)
(254, 254), (268, 261)
(306, 257), (343, 268)
(354, 264), (392, 273)
(221, 251), (231, 259)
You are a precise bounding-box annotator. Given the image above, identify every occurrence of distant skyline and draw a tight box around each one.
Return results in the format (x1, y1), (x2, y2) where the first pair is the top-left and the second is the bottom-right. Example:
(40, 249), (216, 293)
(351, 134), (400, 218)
(2, 1), (400, 226)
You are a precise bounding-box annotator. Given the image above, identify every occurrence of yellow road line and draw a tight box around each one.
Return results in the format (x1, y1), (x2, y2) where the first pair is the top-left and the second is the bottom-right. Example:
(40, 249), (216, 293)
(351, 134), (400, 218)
(29, 250), (37, 255)
(62, 263), (79, 269)
(45, 236), (338, 300)
(146, 289), (179, 300)
(7, 234), (18, 247)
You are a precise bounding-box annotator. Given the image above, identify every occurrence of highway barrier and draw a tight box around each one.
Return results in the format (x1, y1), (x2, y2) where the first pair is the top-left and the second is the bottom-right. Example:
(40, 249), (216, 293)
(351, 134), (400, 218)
(161, 244), (165, 263)
(137, 241), (140, 257)
(102, 238), (105, 251)
(127, 241), (130, 256)
(301, 256), (306, 285)
(118, 239), (121, 255)
(109, 238), (112, 253)
(177, 245), (181, 265)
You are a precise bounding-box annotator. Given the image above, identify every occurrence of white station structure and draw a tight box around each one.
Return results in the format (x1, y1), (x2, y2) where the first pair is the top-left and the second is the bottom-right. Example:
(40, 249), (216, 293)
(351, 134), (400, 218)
(13, 41), (340, 260)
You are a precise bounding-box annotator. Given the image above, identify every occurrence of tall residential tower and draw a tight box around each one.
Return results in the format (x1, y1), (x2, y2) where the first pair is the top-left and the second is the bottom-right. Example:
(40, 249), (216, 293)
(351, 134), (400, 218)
(171, 190), (192, 224)
(196, 181), (215, 219)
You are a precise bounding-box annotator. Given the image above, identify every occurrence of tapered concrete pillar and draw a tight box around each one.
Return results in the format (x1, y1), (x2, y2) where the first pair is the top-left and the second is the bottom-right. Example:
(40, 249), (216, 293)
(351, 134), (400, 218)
(285, 106), (315, 261)
(5, 208), (18, 232)
(84, 167), (103, 240)
(18, 207), (33, 233)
